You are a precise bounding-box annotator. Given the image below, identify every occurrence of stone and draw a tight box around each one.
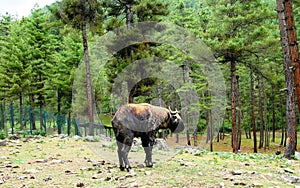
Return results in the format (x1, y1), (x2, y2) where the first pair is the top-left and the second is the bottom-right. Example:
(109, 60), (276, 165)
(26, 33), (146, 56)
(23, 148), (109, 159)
(145, 171), (152, 176)
(73, 135), (82, 141)
(17, 176), (28, 180)
(23, 169), (39, 174)
(233, 182), (247, 186)
(252, 182), (263, 187)
(231, 170), (243, 175)
(284, 168), (295, 174)
(35, 159), (46, 163)
(76, 182), (85, 187)
(0, 141), (7, 146)
(220, 182), (225, 187)
(284, 176), (300, 183)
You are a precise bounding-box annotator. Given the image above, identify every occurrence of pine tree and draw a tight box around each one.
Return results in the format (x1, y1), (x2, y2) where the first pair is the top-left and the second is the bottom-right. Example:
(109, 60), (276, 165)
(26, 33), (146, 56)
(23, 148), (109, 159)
(202, 0), (276, 153)
(54, 0), (104, 136)
(0, 18), (32, 130)
(25, 6), (59, 131)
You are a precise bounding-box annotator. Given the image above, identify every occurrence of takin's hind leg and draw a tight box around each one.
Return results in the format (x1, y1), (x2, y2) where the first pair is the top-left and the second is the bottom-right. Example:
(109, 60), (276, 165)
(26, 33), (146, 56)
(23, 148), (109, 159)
(117, 141), (125, 171)
(143, 146), (153, 167)
(141, 136), (154, 167)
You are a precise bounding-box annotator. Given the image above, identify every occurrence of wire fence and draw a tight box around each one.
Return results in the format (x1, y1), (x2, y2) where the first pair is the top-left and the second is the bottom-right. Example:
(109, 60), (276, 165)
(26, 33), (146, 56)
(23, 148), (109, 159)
(0, 103), (113, 138)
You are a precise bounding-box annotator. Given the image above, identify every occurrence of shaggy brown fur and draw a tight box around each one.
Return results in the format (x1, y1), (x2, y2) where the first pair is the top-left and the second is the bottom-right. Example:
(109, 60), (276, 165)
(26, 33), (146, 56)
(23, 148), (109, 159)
(112, 103), (184, 171)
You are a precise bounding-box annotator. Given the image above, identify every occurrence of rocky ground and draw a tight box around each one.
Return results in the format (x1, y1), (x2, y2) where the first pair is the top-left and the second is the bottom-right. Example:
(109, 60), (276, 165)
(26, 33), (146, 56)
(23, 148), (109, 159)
(0, 135), (299, 188)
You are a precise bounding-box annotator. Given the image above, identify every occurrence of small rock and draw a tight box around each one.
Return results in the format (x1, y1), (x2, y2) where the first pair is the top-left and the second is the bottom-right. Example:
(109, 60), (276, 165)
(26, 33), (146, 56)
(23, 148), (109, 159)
(36, 146), (43, 150)
(284, 176), (300, 183)
(0, 141), (7, 146)
(73, 135), (81, 141)
(51, 159), (63, 164)
(76, 182), (85, 187)
(23, 169), (39, 174)
(244, 163), (250, 166)
(184, 162), (196, 167)
(233, 182), (247, 186)
(102, 142), (112, 147)
(0, 180), (4, 184)
(145, 171), (152, 176)
(84, 136), (95, 142)
(43, 177), (52, 181)
(17, 176), (28, 180)
(231, 170), (243, 175)
(137, 164), (144, 168)
(252, 182), (263, 187)
(126, 170), (136, 178)
(65, 170), (76, 175)
(104, 176), (112, 181)
(35, 159), (46, 163)
(284, 168), (295, 174)
(220, 182), (225, 187)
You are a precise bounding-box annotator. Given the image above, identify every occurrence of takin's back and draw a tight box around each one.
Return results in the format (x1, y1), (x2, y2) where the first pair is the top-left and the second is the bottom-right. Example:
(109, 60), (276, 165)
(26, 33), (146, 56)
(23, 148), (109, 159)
(111, 103), (170, 133)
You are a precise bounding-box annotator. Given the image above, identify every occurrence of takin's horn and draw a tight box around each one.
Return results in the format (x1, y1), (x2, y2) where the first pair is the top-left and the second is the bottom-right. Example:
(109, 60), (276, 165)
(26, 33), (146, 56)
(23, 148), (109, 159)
(169, 106), (178, 115)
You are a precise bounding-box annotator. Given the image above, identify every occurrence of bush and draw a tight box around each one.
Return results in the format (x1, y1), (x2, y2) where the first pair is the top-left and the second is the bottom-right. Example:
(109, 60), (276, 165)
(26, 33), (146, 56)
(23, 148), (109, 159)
(0, 130), (6, 139)
(32, 130), (46, 137)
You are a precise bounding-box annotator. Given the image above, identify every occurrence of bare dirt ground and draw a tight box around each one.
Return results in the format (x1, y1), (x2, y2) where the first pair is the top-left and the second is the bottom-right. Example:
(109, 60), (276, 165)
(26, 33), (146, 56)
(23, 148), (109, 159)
(0, 135), (299, 188)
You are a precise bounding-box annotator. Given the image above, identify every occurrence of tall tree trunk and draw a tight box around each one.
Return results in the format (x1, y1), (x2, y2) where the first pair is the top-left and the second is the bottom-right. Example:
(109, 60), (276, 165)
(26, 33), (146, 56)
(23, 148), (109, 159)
(39, 103), (44, 131)
(236, 76), (242, 150)
(263, 81), (269, 151)
(280, 92), (285, 146)
(231, 60), (238, 153)
(271, 91), (276, 142)
(57, 88), (62, 134)
(276, 0), (297, 158)
(250, 69), (257, 153)
(82, 13), (94, 136)
(210, 109), (213, 152)
(258, 77), (264, 149)
(285, 0), (299, 157)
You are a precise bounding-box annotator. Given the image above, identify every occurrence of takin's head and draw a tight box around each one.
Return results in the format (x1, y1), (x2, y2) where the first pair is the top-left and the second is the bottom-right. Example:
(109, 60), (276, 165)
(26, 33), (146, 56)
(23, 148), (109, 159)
(167, 107), (184, 133)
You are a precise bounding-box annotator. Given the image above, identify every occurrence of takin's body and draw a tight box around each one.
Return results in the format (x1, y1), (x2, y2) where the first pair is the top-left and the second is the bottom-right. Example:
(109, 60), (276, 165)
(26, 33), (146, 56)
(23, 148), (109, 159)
(111, 103), (184, 171)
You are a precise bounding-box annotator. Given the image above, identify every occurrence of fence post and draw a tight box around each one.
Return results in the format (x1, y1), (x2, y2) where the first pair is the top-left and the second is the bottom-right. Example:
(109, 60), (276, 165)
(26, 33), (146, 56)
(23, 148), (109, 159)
(10, 103), (14, 135)
(29, 107), (32, 135)
(0, 103), (4, 130)
(67, 113), (71, 136)
(74, 119), (79, 136)
(43, 111), (47, 134)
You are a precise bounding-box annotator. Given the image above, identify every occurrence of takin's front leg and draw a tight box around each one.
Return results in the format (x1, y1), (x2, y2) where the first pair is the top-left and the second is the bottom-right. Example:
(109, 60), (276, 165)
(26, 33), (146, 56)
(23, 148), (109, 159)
(141, 135), (155, 168)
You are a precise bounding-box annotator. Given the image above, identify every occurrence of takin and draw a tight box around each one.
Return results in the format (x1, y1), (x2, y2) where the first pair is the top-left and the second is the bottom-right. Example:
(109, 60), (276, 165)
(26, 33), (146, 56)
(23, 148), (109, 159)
(111, 103), (184, 171)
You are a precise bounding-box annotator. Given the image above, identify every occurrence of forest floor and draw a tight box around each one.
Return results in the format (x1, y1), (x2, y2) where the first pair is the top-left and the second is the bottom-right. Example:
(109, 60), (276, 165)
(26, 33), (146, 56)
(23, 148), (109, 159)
(0, 135), (299, 188)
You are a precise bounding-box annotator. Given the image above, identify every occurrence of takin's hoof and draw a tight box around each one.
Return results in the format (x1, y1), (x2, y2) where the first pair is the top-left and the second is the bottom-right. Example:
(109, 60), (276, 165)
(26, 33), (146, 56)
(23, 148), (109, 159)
(145, 160), (153, 168)
(119, 165), (132, 171)
(119, 166), (125, 171)
(125, 165), (132, 172)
